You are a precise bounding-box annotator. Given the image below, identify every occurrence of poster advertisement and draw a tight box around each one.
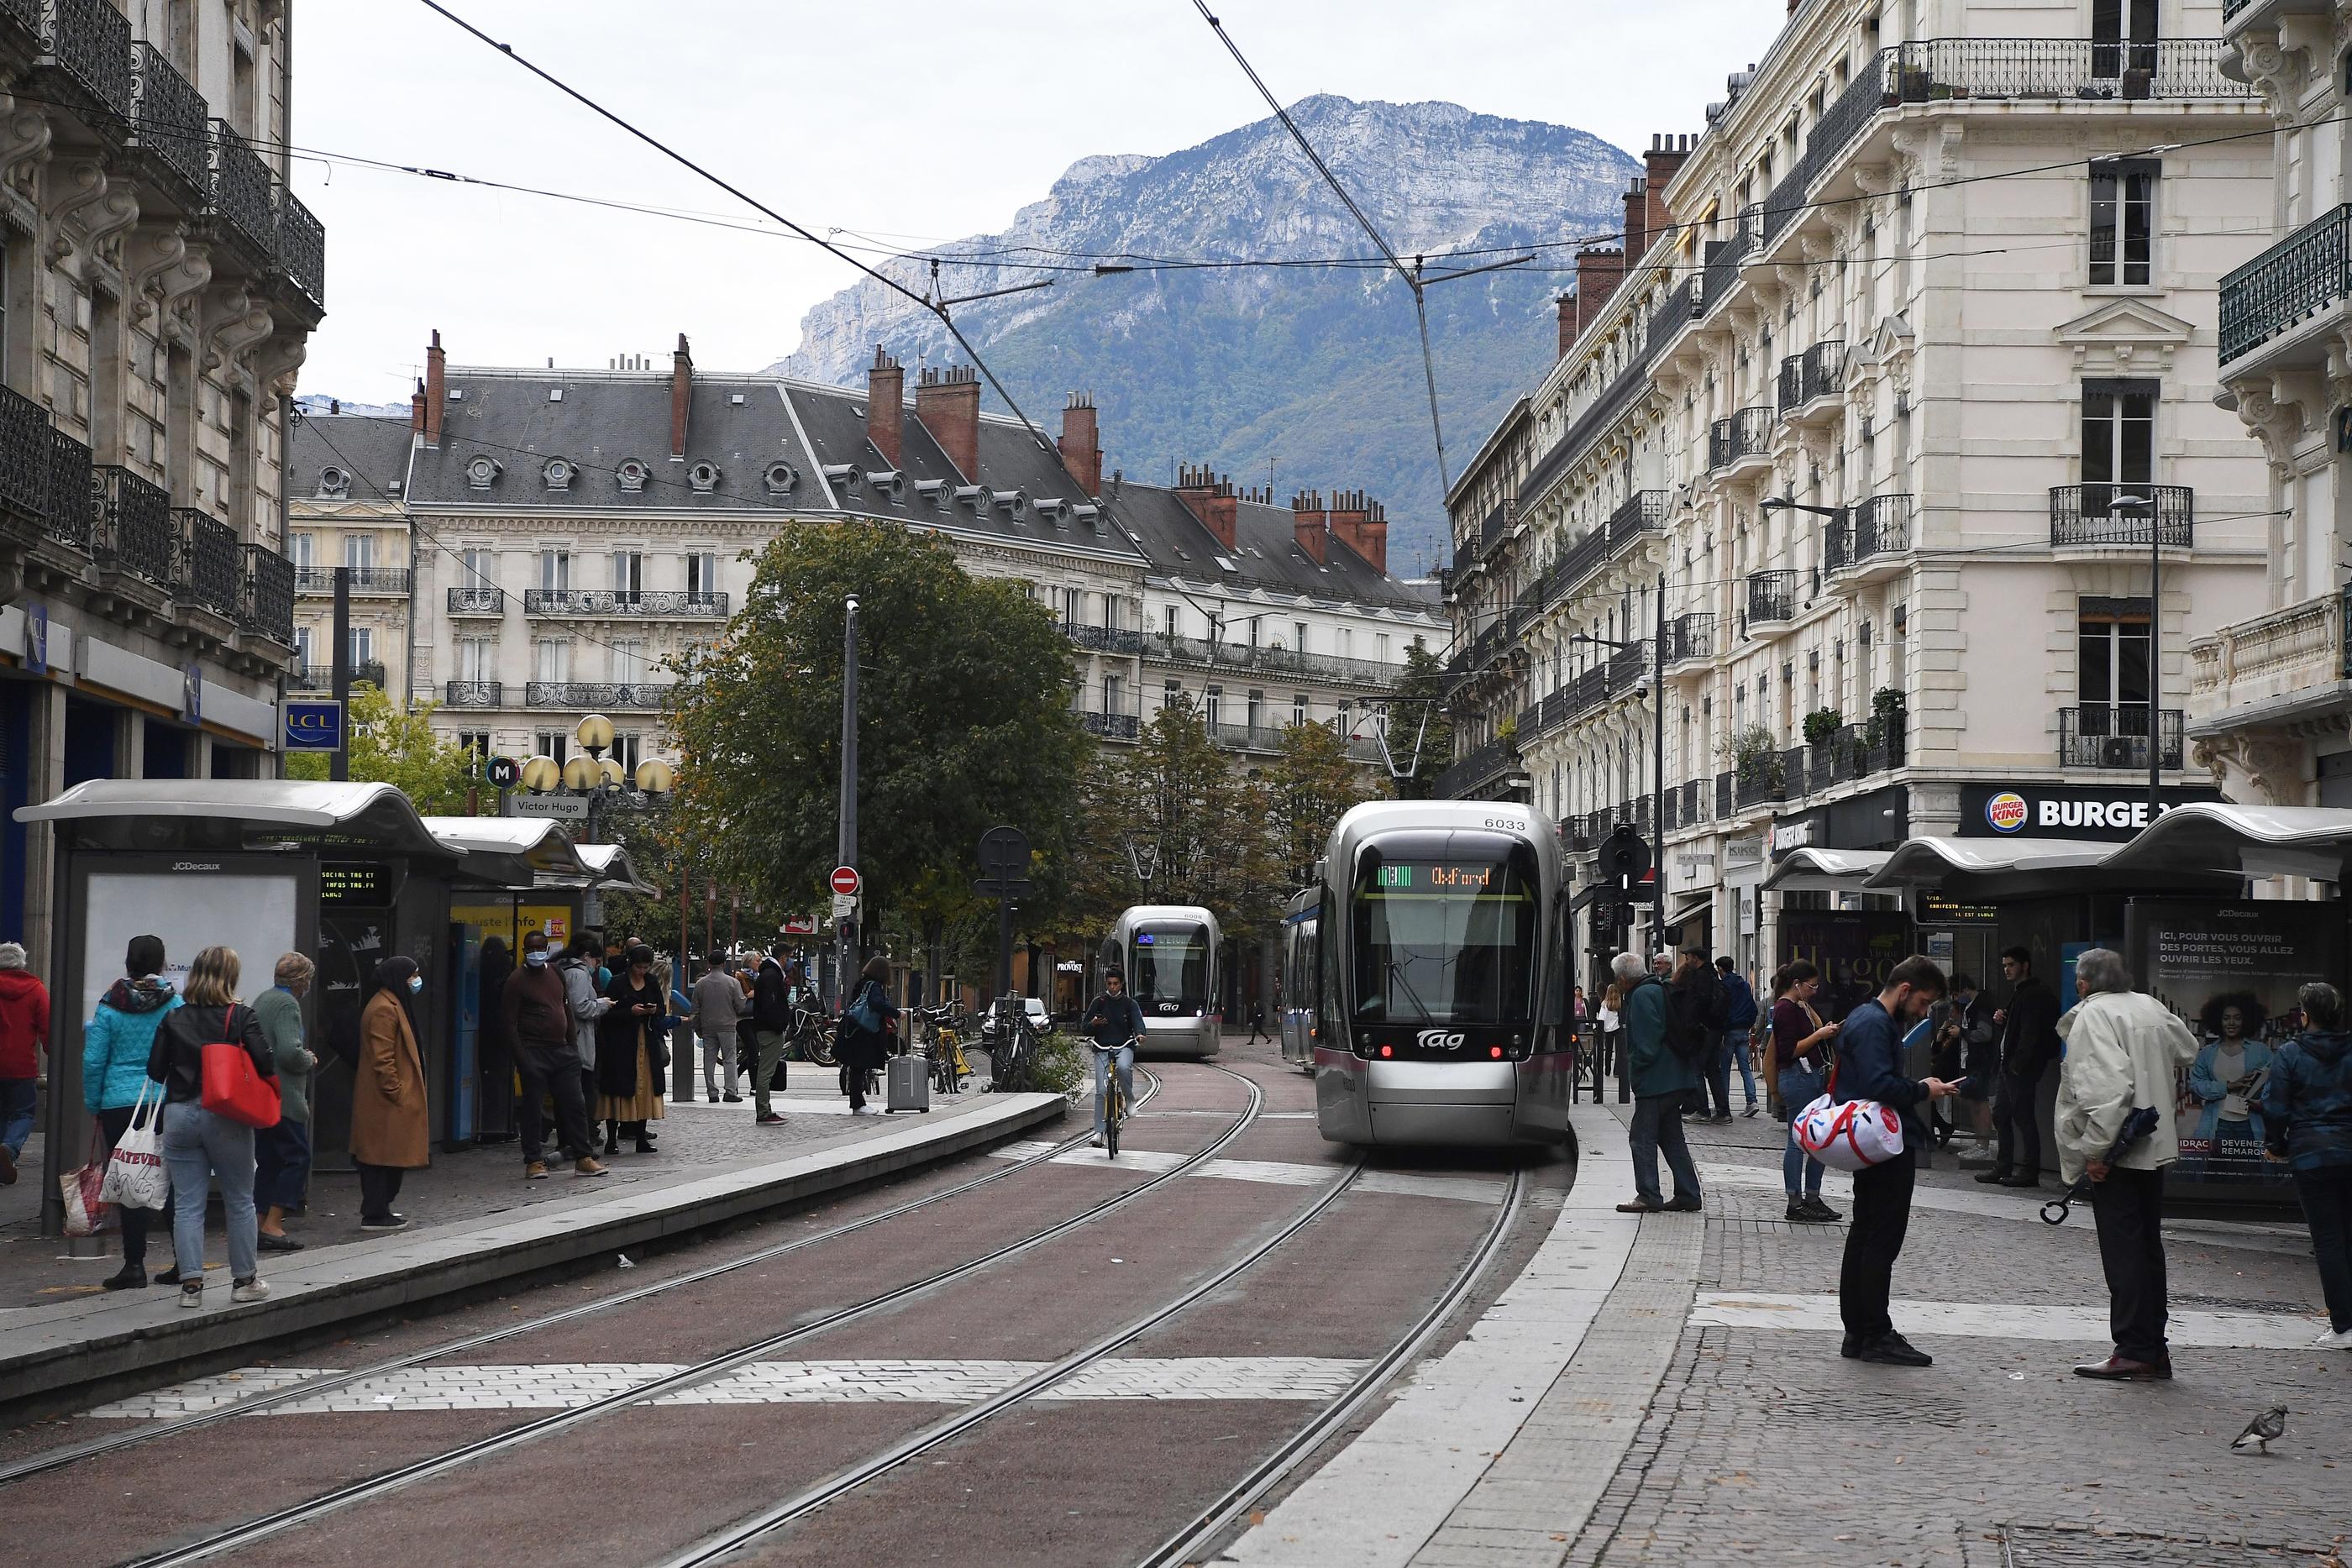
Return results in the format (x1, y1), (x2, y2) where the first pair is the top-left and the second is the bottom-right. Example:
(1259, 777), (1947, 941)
(1779, 911), (1912, 1022)
(2125, 900), (2344, 1189)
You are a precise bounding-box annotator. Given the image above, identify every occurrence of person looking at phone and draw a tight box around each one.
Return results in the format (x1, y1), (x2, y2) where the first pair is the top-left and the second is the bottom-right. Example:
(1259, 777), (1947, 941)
(1769, 961), (1840, 1224)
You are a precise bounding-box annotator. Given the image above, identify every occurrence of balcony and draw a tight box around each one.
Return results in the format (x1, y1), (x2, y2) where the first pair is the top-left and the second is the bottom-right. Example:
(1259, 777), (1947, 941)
(174, 508), (243, 621)
(1068, 623), (1145, 655)
(1606, 490), (1668, 550)
(92, 465), (175, 590)
(1790, 341), (1845, 422)
(1432, 735), (1520, 800)
(1646, 278), (1699, 350)
(128, 42), (207, 199)
(297, 565), (411, 595)
(0, 384), (50, 541)
(291, 660), (386, 693)
(2188, 588), (2350, 730)
(2218, 204), (2348, 369)
(1709, 406), (1772, 475)
(206, 118), (276, 260)
(1735, 755), (1789, 810)
(2060, 704), (2185, 769)
(448, 585), (506, 616)
(523, 588), (729, 618)
(1882, 37), (2249, 107)
(443, 681), (505, 708)
(1700, 215), (1753, 316)
(1663, 612), (1714, 668)
(1144, 631), (1402, 689)
(277, 191), (325, 309)
(37, 0), (133, 121)
(1827, 493), (1914, 575)
(1080, 711), (1141, 742)
(240, 546), (293, 646)
(1746, 569), (1798, 627)
(2049, 484), (2193, 548)
(526, 681), (673, 710)
(44, 424), (90, 553)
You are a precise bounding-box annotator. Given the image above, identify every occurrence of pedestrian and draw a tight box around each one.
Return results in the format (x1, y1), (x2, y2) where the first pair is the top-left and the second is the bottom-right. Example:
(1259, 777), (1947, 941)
(1080, 971), (1145, 1148)
(1832, 955), (1960, 1366)
(1613, 952), (1703, 1214)
(2260, 981), (2352, 1350)
(1982, 945), (2061, 1189)
(596, 944), (668, 1153)
(250, 953), (317, 1253)
(750, 942), (795, 1126)
(0, 940), (50, 1185)
(560, 936), (612, 1148)
(476, 935), (517, 1142)
(502, 930), (606, 1179)
(353, 956), (430, 1234)
(84, 935), (182, 1289)
(835, 957), (897, 1115)
(693, 952), (747, 1103)
(150, 946), (276, 1307)
(1927, 973), (1994, 1151)
(1247, 1001), (1270, 1045)
(1715, 955), (1760, 1119)
(1769, 960), (1841, 1224)
(1595, 978), (1624, 1087)
(2054, 947), (2198, 1380)
(1573, 985), (1588, 1026)
(1668, 947), (1728, 1123)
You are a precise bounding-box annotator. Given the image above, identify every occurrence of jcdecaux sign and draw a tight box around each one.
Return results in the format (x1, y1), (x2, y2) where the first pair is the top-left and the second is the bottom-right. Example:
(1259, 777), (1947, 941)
(1959, 783), (2219, 842)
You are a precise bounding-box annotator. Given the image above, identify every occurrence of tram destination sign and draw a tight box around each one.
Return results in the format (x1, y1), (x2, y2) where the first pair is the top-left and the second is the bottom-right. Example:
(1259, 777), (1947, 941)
(1957, 783), (2220, 842)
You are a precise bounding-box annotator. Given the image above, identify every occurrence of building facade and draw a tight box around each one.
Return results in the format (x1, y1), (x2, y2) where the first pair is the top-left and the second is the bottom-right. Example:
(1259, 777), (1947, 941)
(288, 410), (411, 695)
(1446, 0), (2270, 977)
(0, 2), (323, 967)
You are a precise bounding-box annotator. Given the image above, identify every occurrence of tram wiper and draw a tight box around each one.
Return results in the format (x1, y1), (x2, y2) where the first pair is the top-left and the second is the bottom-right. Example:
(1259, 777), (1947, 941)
(1388, 958), (1435, 1022)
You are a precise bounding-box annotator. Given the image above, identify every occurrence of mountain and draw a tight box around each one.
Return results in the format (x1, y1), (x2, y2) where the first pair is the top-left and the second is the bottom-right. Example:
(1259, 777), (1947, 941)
(766, 97), (1638, 570)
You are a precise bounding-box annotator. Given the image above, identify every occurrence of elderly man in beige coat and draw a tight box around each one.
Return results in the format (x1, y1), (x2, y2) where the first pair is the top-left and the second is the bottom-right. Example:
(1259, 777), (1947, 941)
(2055, 947), (2198, 1382)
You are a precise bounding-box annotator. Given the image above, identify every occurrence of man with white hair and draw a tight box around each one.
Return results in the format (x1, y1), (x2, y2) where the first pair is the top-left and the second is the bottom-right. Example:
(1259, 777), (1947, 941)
(1612, 951), (1703, 1214)
(2055, 946), (2197, 1381)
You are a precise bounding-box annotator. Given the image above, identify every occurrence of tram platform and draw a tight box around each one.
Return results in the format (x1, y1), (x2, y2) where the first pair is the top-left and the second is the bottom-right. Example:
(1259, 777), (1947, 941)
(0, 1085), (1065, 1419)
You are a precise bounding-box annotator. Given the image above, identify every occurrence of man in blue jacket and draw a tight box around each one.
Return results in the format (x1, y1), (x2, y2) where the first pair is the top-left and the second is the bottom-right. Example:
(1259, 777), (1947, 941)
(1714, 956), (1761, 1120)
(1613, 952), (1703, 1214)
(1834, 955), (1961, 1366)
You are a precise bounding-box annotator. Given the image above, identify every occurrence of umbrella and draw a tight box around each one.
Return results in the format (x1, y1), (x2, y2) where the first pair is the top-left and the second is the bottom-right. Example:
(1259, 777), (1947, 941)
(2040, 1106), (2162, 1225)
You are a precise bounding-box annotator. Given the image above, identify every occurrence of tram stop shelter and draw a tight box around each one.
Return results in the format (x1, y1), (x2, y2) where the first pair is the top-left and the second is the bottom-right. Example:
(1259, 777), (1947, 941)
(17, 779), (470, 1237)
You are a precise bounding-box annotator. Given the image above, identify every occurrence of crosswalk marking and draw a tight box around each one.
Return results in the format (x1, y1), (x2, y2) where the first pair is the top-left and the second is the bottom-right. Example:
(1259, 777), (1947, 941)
(1689, 1292), (2326, 1349)
(986, 1141), (1500, 1201)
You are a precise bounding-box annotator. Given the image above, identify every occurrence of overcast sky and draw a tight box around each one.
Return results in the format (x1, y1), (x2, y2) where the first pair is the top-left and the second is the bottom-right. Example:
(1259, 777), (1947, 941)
(295, 1), (1788, 405)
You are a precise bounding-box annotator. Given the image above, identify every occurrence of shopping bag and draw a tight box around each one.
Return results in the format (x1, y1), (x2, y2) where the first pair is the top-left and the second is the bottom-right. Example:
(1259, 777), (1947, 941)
(59, 1129), (115, 1237)
(99, 1083), (171, 1210)
(1793, 1093), (1905, 1172)
(199, 1006), (281, 1129)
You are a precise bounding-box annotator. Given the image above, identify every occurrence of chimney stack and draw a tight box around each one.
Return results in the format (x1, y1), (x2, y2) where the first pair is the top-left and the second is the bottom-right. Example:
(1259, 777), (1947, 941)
(1292, 490), (1329, 565)
(1058, 393), (1101, 498)
(1622, 175), (1649, 261)
(410, 378), (425, 437)
(669, 333), (693, 460)
(1557, 293), (1577, 360)
(1173, 464), (1239, 551)
(1572, 247), (1626, 337)
(865, 347), (903, 468)
(1327, 490), (1389, 574)
(1644, 134), (1693, 247)
(423, 329), (445, 448)
(915, 365), (982, 480)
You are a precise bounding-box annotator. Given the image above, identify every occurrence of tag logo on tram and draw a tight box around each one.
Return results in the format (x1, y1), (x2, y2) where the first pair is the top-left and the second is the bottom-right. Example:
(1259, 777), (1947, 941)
(1416, 1029), (1468, 1051)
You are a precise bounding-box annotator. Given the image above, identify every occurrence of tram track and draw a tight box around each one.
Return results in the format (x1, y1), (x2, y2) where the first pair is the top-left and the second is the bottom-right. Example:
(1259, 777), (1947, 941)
(102, 1062), (1262, 1568)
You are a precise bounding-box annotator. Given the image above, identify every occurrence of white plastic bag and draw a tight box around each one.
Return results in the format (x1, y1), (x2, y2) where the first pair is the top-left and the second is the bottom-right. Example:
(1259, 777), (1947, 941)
(1793, 1092), (1905, 1172)
(99, 1083), (171, 1211)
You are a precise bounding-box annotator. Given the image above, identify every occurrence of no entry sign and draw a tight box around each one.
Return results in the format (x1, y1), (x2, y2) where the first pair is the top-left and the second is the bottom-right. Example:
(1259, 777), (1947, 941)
(829, 865), (861, 897)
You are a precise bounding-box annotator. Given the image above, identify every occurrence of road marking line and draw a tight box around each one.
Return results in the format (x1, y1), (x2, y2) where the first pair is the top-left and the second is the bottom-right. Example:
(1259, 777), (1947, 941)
(987, 1141), (1495, 1199)
(1689, 1291), (2325, 1348)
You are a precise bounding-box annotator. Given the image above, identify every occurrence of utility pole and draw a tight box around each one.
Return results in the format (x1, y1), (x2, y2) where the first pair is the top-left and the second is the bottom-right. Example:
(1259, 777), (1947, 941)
(1651, 573), (1667, 957)
(836, 595), (859, 1009)
(673, 867), (693, 1100)
(329, 564), (350, 781)
(2146, 498), (2162, 815)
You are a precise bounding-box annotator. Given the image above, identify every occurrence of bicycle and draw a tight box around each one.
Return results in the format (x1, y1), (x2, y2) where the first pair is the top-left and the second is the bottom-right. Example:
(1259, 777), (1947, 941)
(921, 1006), (971, 1095)
(1092, 1035), (1138, 1158)
(788, 1004), (837, 1069)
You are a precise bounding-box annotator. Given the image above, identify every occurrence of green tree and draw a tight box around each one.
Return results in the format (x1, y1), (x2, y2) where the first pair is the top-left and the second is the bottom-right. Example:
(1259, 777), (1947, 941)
(1080, 696), (1276, 941)
(665, 522), (1088, 936)
(1390, 637), (1456, 800)
(286, 683), (477, 814)
(1262, 719), (1390, 886)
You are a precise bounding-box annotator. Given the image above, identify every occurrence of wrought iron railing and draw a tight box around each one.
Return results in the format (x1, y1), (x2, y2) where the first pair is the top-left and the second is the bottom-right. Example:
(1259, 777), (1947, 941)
(92, 464), (174, 587)
(2059, 705), (2184, 769)
(297, 565), (411, 594)
(129, 41), (208, 195)
(277, 191), (325, 307)
(207, 118), (276, 256)
(1715, 772), (1733, 818)
(0, 383), (50, 528)
(445, 681), (505, 707)
(1801, 340), (1846, 405)
(1646, 278), (1698, 347)
(0, 0), (37, 38)
(1608, 489), (1669, 548)
(2218, 203), (2349, 365)
(1747, 569), (1798, 625)
(1664, 612), (1714, 665)
(1080, 711), (1141, 741)
(1712, 406), (1771, 469)
(448, 585), (506, 614)
(2049, 483), (2193, 547)
(1883, 37), (2247, 105)
(291, 660), (387, 693)
(1208, 721), (1284, 753)
(1828, 492), (1914, 572)
(1777, 355), (1804, 417)
(39, 0), (132, 119)
(175, 508), (243, 618)
(525, 681), (673, 709)
(1701, 215), (1753, 314)
(1760, 162), (1809, 247)
(45, 424), (90, 551)
(1431, 735), (1519, 800)
(523, 588), (728, 617)
(1142, 632), (1402, 688)
(241, 545), (294, 644)
(1068, 623), (1145, 654)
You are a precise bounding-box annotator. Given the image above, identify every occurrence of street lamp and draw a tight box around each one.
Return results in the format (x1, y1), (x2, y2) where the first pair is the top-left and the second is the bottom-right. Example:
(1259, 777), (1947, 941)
(563, 711), (674, 842)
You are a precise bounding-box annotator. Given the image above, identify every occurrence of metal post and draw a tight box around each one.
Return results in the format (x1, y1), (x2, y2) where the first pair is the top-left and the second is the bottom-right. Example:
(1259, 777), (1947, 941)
(2148, 503), (2161, 814)
(836, 596), (859, 1008)
(329, 564), (350, 781)
(1650, 574), (1666, 956)
(996, 898), (1016, 999)
(673, 867), (694, 1100)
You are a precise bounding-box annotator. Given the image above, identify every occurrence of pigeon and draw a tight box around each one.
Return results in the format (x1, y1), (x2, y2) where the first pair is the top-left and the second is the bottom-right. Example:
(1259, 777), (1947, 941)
(616, 1253), (636, 1271)
(2229, 1405), (2287, 1455)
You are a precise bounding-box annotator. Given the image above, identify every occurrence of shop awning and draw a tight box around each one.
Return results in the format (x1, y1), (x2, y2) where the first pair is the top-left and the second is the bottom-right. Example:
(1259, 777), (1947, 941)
(1762, 847), (1892, 894)
(1862, 834), (2236, 899)
(2098, 804), (2352, 883)
(1660, 892), (1715, 931)
(18, 780), (459, 861)
(420, 817), (588, 887)
(570, 843), (656, 898)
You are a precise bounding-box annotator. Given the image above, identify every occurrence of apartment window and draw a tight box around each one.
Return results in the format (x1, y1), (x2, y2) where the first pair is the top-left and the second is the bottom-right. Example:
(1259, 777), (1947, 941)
(1376, 632), (1390, 663)
(1207, 613), (1222, 647)
(2078, 597), (2152, 716)
(1163, 679), (1183, 713)
(292, 625), (313, 671)
(612, 732), (643, 774)
(1246, 689), (1263, 734)
(533, 730), (570, 766)
(2082, 379), (2157, 517)
(1292, 693), (1308, 728)
(1336, 701), (1351, 736)
(538, 548), (570, 590)
(461, 546), (495, 587)
(455, 732), (491, 768)
(2092, 0), (2157, 80)
(1104, 595), (1121, 632)
(457, 636), (493, 682)
(349, 627), (374, 667)
(1205, 685), (1222, 728)
(1063, 587), (1082, 630)
(534, 637), (570, 684)
(612, 639), (646, 684)
(1104, 674), (1123, 716)
(1164, 606), (1179, 641)
(344, 533), (375, 570)
(685, 551), (719, 595)
(1294, 621), (1309, 653)
(1339, 627), (1354, 658)
(290, 532), (314, 570)
(612, 550), (643, 597)
(2088, 161), (2156, 286)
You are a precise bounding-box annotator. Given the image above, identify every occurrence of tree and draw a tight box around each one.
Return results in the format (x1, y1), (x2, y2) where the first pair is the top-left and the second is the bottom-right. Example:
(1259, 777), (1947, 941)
(286, 683), (477, 814)
(1072, 696), (1278, 941)
(1389, 637), (1456, 800)
(665, 522), (1088, 936)
(1262, 719), (1390, 888)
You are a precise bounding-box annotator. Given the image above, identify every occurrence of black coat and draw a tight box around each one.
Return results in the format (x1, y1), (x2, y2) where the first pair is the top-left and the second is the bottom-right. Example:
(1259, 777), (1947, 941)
(751, 959), (793, 1033)
(148, 1002), (275, 1105)
(594, 973), (663, 1098)
(478, 947), (516, 1051)
(1999, 976), (2063, 1080)
(835, 978), (897, 1072)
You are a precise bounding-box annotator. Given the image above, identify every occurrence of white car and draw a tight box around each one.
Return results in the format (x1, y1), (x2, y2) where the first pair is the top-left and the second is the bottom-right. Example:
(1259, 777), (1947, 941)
(1023, 996), (1051, 1030)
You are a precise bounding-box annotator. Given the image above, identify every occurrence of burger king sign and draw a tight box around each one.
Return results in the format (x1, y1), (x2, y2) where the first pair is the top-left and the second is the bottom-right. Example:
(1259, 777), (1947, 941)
(1984, 791), (2029, 834)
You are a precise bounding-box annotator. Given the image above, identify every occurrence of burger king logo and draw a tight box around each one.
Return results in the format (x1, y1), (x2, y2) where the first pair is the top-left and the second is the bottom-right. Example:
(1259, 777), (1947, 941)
(1985, 791), (2029, 833)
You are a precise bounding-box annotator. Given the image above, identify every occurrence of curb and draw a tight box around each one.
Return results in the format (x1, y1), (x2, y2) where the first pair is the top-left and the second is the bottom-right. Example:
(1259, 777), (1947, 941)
(0, 1092), (1066, 1417)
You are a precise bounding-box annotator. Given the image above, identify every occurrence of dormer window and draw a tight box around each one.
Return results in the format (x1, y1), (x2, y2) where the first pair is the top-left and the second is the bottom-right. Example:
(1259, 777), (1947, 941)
(316, 464), (349, 499)
(542, 457), (575, 492)
(465, 454), (502, 490)
(617, 459), (650, 493)
(763, 461), (798, 496)
(688, 460), (720, 493)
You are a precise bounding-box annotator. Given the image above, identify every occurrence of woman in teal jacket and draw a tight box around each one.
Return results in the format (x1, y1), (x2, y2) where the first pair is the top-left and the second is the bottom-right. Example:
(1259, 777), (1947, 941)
(82, 935), (182, 1290)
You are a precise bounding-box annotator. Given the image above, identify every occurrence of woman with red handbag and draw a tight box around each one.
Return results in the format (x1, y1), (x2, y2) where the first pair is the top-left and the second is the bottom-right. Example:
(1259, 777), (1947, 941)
(352, 957), (431, 1232)
(145, 946), (276, 1309)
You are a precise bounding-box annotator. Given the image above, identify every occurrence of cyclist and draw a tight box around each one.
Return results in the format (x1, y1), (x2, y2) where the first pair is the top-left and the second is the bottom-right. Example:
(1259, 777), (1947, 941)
(1080, 972), (1146, 1149)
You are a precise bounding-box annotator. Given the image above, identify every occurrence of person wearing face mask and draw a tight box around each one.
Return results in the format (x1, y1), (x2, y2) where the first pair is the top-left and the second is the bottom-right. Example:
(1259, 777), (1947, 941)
(504, 929), (606, 1179)
(595, 944), (668, 1154)
(352, 956), (431, 1233)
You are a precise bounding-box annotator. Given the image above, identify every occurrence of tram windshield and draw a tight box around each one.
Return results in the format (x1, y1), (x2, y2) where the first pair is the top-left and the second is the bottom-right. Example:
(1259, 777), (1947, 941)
(1350, 835), (1537, 1025)
(1131, 926), (1210, 1016)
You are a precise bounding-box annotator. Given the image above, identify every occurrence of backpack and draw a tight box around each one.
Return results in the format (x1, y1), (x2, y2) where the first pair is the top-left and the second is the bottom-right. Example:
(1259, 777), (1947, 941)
(1663, 978), (1715, 1063)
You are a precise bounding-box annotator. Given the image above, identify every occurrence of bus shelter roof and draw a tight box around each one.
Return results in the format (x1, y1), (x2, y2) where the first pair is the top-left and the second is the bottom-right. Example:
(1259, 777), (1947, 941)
(420, 817), (589, 888)
(1862, 834), (2236, 900)
(2097, 804), (2352, 884)
(1761, 847), (1891, 894)
(18, 780), (459, 861)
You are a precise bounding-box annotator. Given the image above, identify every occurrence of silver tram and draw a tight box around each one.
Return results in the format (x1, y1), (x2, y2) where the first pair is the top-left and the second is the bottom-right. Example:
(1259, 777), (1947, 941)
(1100, 905), (1223, 1057)
(1303, 800), (1572, 1147)
(1277, 888), (1317, 1071)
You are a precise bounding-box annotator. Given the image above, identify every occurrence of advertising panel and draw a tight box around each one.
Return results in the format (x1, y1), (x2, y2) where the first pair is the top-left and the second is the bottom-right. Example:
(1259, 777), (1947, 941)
(1958, 783), (2221, 841)
(1779, 910), (1913, 1022)
(2124, 899), (2344, 1188)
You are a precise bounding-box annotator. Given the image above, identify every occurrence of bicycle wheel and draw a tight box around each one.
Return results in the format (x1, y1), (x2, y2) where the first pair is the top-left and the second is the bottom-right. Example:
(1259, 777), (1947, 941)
(1105, 1078), (1121, 1158)
(806, 1028), (837, 1068)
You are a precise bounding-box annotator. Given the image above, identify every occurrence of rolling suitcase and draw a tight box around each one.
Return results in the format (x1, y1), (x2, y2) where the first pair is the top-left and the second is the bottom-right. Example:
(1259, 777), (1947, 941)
(886, 1053), (930, 1113)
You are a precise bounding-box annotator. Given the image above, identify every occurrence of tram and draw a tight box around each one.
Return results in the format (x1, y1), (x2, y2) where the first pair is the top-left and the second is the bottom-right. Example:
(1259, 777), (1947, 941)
(1301, 800), (1572, 1147)
(1277, 889), (1317, 1071)
(1100, 905), (1223, 1057)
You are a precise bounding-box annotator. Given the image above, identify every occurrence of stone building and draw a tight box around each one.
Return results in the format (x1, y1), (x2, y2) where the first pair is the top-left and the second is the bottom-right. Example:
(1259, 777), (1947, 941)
(0, 2), (323, 966)
(287, 408), (411, 695)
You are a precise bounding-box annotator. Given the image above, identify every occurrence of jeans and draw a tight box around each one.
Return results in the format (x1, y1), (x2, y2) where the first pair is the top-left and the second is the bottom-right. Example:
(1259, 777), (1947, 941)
(753, 1030), (786, 1114)
(1704, 1033), (1733, 1118)
(517, 1042), (594, 1164)
(1777, 1065), (1826, 1198)
(1729, 1037), (1758, 1108)
(162, 1100), (257, 1284)
(1992, 1067), (2042, 1179)
(1091, 1044), (1134, 1139)
(2089, 1164), (2170, 1362)
(253, 1120), (312, 1212)
(97, 1103), (167, 1267)
(1628, 1093), (1701, 1208)
(0, 1077), (34, 1158)
(358, 1163), (405, 1223)
(701, 1031), (740, 1097)
(1840, 1145), (1917, 1340)
(2292, 1165), (2352, 1333)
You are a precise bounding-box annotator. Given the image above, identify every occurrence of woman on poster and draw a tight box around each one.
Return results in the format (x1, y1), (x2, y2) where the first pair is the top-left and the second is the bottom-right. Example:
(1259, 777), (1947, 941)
(2186, 994), (2271, 1177)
